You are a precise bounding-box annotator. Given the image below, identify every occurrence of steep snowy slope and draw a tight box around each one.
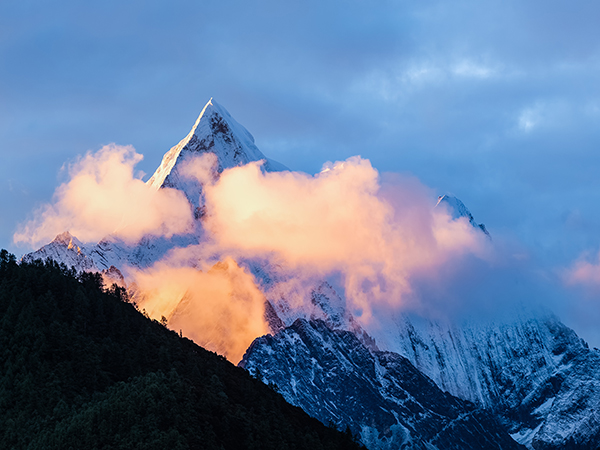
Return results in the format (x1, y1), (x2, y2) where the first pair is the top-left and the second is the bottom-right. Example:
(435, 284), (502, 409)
(147, 98), (286, 212)
(386, 312), (599, 448)
(241, 318), (525, 450)
(437, 194), (490, 236)
(242, 304), (600, 449)
(22, 99), (286, 273)
(529, 349), (600, 450)
(388, 312), (584, 406)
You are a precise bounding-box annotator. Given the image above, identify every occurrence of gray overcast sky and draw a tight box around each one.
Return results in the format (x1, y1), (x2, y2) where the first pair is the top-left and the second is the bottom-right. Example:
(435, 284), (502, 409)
(3, 1), (600, 341)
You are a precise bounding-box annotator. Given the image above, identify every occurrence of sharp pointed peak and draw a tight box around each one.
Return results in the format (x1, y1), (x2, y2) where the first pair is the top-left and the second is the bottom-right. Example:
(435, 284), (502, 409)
(188, 98), (228, 132)
(51, 231), (84, 249)
(436, 194), (490, 237)
(52, 231), (74, 244)
(436, 194), (470, 216)
(192, 98), (256, 145)
(147, 98), (268, 191)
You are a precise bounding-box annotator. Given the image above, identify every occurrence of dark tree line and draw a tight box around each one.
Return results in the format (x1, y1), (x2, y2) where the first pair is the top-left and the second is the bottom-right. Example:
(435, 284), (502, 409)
(0, 250), (364, 450)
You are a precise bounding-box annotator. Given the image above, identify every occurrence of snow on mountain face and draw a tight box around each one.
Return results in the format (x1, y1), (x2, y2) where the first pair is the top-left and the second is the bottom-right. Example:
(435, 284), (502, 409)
(371, 311), (600, 449)
(21, 232), (97, 273)
(242, 308), (600, 450)
(530, 350), (600, 450)
(22, 99), (286, 274)
(437, 194), (490, 236)
(23, 232), (198, 275)
(240, 318), (525, 450)
(147, 98), (287, 214)
(386, 312), (582, 407)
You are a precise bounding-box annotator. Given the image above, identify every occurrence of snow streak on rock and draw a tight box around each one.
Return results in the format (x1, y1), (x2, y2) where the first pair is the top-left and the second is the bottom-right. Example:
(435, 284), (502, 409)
(241, 318), (525, 450)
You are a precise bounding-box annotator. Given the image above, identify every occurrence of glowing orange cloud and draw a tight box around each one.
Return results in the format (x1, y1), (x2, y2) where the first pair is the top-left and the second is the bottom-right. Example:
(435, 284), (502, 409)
(131, 257), (269, 364)
(14, 145), (491, 361)
(14, 145), (194, 247)
(196, 156), (489, 322)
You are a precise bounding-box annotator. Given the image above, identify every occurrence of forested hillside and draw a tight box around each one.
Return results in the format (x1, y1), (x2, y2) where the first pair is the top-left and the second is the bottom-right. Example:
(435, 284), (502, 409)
(0, 250), (364, 450)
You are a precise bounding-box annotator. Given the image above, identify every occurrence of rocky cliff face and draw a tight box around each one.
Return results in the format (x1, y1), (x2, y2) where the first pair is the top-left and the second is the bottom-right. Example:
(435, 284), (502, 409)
(384, 312), (599, 449)
(240, 318), (525, 450)
(241, 294), (600, 450)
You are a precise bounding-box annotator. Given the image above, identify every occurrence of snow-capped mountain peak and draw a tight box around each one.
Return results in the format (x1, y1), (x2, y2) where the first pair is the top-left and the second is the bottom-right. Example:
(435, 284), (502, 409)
(148, 99), (257, 188)
(21, 231), (97, 273)
(52, 231), (84, 252)
(147, 98), (286, 211)
(437, 194), (490, 236)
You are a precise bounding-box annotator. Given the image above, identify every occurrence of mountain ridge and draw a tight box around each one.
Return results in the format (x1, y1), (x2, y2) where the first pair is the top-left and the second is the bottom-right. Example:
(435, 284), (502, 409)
(18, 98), (600, 450)
(240, 317), (525, 450)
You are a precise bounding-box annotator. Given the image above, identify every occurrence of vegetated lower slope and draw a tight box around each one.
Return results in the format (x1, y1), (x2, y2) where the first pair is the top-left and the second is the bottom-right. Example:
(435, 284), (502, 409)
(0, 250), (364, 450)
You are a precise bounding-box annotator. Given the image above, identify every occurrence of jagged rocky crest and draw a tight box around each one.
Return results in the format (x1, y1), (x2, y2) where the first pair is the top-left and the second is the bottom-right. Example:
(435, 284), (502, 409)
(21, 99), (600, 450)
(244, 298), (600, 449)
(437, 194), (490, 237)
(240, 318), (525, 450)
(148, 98), (287, 213)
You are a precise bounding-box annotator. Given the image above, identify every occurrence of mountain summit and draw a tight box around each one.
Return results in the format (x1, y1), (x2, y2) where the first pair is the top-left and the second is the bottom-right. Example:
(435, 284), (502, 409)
(147, 98), (286, 211)
(22, 99), (288, 272)
(437, 194), (490, 236)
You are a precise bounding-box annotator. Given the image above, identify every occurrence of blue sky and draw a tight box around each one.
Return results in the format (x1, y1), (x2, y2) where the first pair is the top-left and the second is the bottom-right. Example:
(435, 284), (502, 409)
(3, 1), (600, 341)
